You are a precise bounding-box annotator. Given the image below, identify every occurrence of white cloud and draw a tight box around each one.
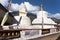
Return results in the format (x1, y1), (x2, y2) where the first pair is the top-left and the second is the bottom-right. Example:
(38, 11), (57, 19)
(0, 0), (9, 6)
(49, 13), (60, 19)
(24, 2), (40, 13)
(10, 3), (19, 11)
(0, 0), (60, 19)
(10, 2), (40, 14)
(0, 0), (40, 14)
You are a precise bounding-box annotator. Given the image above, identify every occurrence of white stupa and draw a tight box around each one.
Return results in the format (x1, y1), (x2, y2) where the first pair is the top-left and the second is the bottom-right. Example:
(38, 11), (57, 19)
(32, 4), (56, 28)
(14, 3), (31, 26)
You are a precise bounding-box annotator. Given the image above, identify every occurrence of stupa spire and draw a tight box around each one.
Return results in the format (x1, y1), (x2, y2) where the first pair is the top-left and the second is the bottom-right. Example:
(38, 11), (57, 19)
(19, 2), (27, 15)
(23, 2), (27, 12)
(40, 4), (43, 11)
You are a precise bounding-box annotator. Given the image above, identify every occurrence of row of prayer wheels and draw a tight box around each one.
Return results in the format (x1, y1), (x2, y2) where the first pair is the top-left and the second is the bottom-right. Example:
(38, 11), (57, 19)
(0, 30), (20, 39)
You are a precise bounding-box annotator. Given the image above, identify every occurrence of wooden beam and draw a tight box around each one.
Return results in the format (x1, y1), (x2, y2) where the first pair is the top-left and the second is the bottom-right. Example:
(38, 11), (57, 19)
(0, 27), (58, 31)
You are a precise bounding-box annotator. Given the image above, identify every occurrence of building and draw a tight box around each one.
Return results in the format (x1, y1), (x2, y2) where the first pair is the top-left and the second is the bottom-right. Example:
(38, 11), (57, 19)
(0, 2), (60, 40)
(12, 3), (57, 40)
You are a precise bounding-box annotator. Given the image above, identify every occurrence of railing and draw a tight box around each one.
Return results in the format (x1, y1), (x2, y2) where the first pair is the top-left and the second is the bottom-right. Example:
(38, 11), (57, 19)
(0, 27), (60, 40)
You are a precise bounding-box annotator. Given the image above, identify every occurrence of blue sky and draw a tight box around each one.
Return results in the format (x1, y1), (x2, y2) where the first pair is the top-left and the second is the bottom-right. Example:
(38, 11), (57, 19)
(0, 0), (60, 19)
(12, 0), (60, 14)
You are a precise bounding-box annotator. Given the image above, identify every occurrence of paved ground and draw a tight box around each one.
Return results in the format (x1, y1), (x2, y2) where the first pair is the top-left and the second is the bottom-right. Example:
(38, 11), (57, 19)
(29, 33), (60, 40)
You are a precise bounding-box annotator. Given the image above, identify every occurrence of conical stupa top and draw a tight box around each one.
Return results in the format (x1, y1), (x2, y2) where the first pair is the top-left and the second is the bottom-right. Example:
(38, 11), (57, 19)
(40, 4), (43, 11)
(23, 2), (27, 12)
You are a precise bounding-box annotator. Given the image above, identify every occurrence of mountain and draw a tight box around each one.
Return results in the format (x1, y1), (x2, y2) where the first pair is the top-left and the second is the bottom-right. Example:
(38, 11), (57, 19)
(51, 17), (60, 24)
